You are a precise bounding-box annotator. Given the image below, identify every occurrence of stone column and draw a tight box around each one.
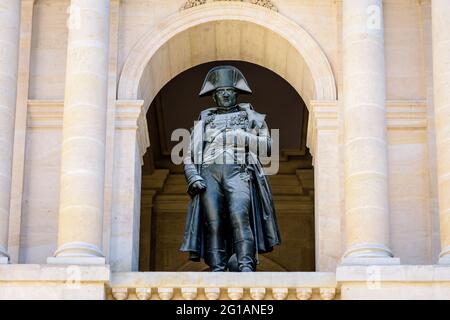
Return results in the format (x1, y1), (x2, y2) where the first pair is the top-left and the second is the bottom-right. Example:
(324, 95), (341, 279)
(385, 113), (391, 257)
(341, 0), (398, 264)
(432, 0), (450, 264)
(48, 0), (110, 264)
(0, 0), (21, 264)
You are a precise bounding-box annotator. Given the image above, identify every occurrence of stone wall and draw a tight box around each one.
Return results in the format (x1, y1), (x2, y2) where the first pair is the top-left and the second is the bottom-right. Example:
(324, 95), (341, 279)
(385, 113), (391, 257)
(4, 0), (442, 274)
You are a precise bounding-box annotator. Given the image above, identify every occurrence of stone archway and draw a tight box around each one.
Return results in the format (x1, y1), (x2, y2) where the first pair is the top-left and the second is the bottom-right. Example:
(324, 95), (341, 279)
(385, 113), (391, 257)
(111, 1), (340, 272)
(117, 2), (336, 111)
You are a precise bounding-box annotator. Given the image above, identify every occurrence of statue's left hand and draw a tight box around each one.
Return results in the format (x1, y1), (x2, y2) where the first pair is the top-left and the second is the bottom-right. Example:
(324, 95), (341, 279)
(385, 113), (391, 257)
(188, 179), (207, 197)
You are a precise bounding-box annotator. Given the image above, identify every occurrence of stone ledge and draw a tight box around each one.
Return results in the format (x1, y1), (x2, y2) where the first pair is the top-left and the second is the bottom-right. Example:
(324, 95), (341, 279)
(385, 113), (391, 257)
(47, 257), (106, 266)
(0, 264), (110, 282)
(110, 271), (336, 288)
(340, 257), (401, 266)
(336, 265), (450, 282)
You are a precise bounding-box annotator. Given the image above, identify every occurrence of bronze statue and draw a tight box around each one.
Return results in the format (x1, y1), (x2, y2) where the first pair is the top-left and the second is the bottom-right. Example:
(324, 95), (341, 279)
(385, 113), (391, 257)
(180, 65), (281, 272)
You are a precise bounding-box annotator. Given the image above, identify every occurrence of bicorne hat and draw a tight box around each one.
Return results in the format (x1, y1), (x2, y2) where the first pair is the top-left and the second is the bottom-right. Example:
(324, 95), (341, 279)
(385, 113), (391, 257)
(199, 65), (252, 97)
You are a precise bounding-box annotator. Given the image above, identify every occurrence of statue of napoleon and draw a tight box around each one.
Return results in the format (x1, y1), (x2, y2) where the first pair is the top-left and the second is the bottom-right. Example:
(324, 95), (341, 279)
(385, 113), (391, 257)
(180, 65), (281, 272)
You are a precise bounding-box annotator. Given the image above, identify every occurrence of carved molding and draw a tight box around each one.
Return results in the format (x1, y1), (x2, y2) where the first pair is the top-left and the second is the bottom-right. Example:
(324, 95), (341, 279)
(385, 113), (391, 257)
(251, 0), (277, 11)
(136, 288), (152, 300)
(385, 100), (428, 130)
(112, 288), (128, 300)
(158, 287), (174, 300)
(183, 0), (207, 9)
(296, 287), (313, 300)
(227, 288), (244, 300)
(181, 287), (198, 300)
(115, 100), (150, 162)
(205, 288), (221, 300)
(320, 288), (336, 300)
(272, 287), (288, 300)
(250, 288), (266, 300)
(108, 285), (341, 300)
(27, 100), (64, 129)
(307, 99), (428, 162)
(109, 272), (338, 300)
(182, 0), (278, 11)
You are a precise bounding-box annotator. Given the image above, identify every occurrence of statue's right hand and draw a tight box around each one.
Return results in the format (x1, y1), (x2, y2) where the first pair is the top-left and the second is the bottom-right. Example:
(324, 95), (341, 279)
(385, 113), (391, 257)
(188, 180), (207, 197)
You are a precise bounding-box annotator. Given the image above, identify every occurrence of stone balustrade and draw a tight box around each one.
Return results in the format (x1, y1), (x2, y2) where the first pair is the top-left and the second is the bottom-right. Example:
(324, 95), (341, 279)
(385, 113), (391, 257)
(108, 272), (337, 300)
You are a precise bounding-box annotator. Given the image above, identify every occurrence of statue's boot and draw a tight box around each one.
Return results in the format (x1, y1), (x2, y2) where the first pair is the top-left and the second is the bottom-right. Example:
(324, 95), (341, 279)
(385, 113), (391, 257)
(234, 240), (255, 272)
(227, 253), (239, 272)
(206, 249), (227, 272)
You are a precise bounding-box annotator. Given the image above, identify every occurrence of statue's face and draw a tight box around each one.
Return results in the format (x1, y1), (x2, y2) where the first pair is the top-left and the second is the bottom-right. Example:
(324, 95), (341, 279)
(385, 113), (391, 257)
(213, 87), (238, 108)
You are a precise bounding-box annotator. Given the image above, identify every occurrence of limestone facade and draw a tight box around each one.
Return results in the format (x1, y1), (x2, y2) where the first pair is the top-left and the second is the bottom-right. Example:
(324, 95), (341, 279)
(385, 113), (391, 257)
(0, 0), (449, 299)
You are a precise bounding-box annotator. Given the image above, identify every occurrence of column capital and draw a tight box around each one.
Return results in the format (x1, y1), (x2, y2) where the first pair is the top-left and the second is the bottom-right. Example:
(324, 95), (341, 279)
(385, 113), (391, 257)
(115, 99), (150, 162)
(306, 100), (338, 162)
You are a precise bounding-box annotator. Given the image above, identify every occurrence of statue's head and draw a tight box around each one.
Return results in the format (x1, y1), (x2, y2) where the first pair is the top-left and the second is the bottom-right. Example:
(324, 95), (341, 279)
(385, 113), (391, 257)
(212, 87), (238, 108)
(199, 65), (252, 108)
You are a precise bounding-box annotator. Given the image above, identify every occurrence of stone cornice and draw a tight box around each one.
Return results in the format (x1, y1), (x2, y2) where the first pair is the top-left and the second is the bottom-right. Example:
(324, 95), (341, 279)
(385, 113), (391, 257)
(306, 99), (427, 159)
(115, 100), (145, 130)
(26, 99), (151, 160)
(386, 100), (428, 130)
(115, 100), (150, 160)
(310, 100), (339, 130)
(27, 100), (64, 129)
(307, 100), (339, 159)
(26, 99), (427, 132)
(308, 100), (428, 131)
(26, 99), (427, 162)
